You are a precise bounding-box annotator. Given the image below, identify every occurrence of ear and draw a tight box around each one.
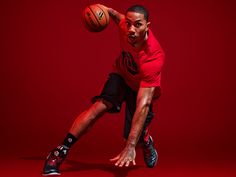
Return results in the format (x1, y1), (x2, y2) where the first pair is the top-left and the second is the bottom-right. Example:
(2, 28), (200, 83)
(146, 21), (151, 31)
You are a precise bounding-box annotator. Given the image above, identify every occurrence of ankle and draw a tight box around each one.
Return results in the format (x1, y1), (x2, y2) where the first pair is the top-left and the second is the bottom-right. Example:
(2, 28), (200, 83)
(62, 133), (78, 148)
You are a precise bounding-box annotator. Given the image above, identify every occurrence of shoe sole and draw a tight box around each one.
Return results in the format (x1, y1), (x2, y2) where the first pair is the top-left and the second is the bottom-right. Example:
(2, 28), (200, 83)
(42, 172), (61, 176)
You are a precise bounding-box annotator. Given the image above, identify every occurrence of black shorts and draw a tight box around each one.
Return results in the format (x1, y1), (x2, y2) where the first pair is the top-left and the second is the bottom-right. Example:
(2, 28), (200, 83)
(91, 73), (161, 140)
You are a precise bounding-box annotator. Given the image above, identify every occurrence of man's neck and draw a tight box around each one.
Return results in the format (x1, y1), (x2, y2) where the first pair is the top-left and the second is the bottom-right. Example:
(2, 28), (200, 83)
(132, 32), (148, 52)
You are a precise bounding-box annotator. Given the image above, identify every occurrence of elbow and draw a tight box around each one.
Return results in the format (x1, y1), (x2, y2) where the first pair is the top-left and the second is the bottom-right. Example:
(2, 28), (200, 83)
(143, 102), (152, 110)
(136, 99), (152, 112)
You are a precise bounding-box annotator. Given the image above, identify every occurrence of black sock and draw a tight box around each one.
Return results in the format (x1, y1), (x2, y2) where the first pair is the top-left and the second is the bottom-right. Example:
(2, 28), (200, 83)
(62, 133), (78, 148)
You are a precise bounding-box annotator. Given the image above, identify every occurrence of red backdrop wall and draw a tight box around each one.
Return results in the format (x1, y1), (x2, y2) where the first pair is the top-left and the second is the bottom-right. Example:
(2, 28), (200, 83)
(1, 0), (236, 165)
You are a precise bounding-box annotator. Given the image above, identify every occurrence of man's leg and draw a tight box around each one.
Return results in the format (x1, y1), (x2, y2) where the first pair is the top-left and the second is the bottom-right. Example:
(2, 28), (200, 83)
(42, 100), (110, 176)
(43, 73), (126, 175)
(69, 100), (111, 138)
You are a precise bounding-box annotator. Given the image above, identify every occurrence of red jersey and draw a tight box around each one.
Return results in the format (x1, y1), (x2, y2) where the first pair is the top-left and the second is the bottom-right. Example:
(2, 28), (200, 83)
(113, 19), (165, 97)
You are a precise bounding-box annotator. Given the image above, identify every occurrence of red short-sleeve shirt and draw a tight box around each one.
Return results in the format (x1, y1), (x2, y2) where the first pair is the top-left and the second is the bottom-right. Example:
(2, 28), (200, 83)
(113, 19), (165, 97)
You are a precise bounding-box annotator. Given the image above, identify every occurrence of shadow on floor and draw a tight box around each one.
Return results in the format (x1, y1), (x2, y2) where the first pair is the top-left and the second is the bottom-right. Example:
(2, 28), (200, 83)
(64, 159), (142, 177)
(20, 156), (143, 177)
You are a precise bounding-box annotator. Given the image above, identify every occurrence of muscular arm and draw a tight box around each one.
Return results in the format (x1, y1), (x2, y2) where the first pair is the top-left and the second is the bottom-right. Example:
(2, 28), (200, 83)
(126, 87), (155, 148)
(99, 4), (125, 25)
(110, 87), (156, 167)
(107, 8), (125, 25)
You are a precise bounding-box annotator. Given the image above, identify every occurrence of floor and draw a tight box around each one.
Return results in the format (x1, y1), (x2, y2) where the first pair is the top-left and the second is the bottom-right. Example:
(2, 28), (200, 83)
(1, 156), (235, 177)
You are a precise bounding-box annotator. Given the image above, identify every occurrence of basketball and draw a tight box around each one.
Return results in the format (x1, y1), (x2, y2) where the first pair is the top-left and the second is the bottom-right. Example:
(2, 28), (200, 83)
(82, 4), (110, 32)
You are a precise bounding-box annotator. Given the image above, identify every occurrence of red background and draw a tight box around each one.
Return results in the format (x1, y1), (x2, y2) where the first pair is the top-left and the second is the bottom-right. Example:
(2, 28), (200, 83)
(1, 0), (236, 171)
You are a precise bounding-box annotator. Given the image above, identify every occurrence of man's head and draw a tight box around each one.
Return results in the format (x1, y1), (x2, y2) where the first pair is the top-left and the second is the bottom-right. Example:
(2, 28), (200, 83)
(125, 5), (150, 46)
(126, 5), (149, 21)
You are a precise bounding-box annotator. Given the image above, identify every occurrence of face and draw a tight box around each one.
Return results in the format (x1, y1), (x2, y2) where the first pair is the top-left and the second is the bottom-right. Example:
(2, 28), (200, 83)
(125, 11), (150, 46)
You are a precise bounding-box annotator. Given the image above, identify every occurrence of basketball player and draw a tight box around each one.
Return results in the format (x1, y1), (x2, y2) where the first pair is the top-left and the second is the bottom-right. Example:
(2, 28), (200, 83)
(42, 4), (165, 176)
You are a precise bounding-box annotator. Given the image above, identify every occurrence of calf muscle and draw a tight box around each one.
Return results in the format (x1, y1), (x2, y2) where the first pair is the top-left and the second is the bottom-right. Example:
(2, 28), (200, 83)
(69, 101), (108, 138)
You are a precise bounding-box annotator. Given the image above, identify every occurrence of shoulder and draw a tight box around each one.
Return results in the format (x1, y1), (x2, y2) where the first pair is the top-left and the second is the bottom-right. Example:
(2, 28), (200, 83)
(147, 30), (164, 54)
(142, 30), (165, 63)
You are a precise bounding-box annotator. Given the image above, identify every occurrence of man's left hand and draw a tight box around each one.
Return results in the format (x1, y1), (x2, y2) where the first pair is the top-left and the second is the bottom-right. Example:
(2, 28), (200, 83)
(110, 146), (136, 167)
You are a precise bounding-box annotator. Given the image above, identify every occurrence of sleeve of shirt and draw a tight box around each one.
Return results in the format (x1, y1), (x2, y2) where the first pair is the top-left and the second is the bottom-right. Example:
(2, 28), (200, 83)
(140, 52), (165, 88)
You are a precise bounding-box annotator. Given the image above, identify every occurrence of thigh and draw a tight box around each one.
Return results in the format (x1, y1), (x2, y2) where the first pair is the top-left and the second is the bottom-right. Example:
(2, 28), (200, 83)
(91, 73), (127, 113)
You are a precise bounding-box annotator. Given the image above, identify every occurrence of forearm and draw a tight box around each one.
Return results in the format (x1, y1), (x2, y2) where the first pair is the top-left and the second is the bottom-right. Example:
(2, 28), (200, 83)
(100, 4), (124, 25)
(126, 87), (155, 148)
(107, 8), (124, 24)
(126, 104), (150, 147)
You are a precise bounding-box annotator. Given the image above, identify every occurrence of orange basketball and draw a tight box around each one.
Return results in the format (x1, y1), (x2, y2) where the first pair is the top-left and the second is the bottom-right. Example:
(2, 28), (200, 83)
(82, 4), (109, 32)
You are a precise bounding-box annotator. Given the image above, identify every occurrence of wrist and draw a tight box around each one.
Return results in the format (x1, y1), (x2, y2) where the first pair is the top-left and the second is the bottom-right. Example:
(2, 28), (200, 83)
(126, 139), (136, 148)
(126, 144), (135, 151)
(98, 4), (109, 12)
(107, 8), (115, 16)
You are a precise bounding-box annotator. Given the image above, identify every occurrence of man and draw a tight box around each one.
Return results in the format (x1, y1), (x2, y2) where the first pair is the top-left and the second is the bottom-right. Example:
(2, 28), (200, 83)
(42, 4), (164, 176)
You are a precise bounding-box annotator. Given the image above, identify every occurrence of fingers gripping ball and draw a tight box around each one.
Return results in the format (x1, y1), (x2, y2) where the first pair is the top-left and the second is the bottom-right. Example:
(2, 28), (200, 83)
(82, 4), (109, 32)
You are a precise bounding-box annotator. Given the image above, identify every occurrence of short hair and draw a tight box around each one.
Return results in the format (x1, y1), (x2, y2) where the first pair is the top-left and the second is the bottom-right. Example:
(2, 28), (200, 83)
(126, 5), (149, 21)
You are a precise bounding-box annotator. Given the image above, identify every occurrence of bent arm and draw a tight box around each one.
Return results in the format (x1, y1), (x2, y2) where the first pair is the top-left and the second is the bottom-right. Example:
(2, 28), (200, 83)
(126, 87), (155, 148)
(100, 5), (125, 25)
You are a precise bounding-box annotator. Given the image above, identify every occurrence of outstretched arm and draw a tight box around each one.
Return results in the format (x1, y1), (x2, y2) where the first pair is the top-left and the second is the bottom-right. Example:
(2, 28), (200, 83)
(99, 4), (125, 25)
(110, 87), (155, 167)
(126, 87), (155, 147)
